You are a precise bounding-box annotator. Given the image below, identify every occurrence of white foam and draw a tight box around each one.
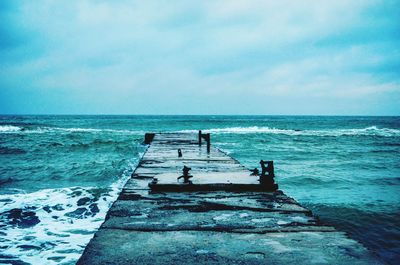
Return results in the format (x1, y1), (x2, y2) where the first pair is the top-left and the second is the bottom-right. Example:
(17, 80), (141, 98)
(0, 173), (131, 264)
(0, 125), (22, 132)
(0, 150), (144, 265)
(179, 126), (400, 137)
(52, 127), (143, 134)
(1, 126), (145, 135)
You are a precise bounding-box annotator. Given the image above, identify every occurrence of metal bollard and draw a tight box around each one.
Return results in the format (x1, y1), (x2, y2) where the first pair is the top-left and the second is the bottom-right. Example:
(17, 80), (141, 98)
(198, 130), (202, 146)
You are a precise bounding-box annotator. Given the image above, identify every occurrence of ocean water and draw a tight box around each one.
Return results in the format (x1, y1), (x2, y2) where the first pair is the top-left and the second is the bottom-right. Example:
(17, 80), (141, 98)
(0, 115), (399, 264)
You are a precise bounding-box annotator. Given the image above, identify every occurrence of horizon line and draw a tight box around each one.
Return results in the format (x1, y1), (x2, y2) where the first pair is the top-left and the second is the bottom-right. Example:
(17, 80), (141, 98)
(0, 114), (399, 117)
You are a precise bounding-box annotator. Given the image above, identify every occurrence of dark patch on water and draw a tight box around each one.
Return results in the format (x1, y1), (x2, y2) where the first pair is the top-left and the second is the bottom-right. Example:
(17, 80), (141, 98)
(0, 146), (26, 155)
(0, 198), (13, 203)
(70, 142), (90, 150)
(370, 149), (399, 154)
(50, 175), (62, 180)
(0, 255), (31, 265)
(376, 142), (400, 147)
(16, 241), (57, 252)
(65, 208), (87, 218)
(47, 256), (65, 262)
(87, 187), (112, 201)
(42, 205), (64, 213)
(308, 203), (400, 265)
(69, 190), (83, 197)
(89, 203), (100, 214)
(52, 204), (64, 211)
(50, 142), (64, 147)
(77, 197), (92, 206)
(64, 203), (100, 219)
(42, 206), (51, 213)
(283, 176), (346, 186)
(38, 142), (64, 148)
(55, 249), (79, 254)
(370, 177), (400, 186)
(22, 236), (35, 241)
(0, 177), (14, 186)
(17, 245), (42, 251)
(1, 208), (40, 228)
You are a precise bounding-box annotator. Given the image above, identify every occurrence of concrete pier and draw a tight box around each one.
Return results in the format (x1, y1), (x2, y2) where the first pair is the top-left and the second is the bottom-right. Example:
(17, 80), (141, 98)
(77, 132), (380, 264)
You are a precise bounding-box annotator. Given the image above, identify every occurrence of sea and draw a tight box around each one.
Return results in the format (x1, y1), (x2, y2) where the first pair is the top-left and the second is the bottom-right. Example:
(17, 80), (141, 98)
(0, 115), (399, 265)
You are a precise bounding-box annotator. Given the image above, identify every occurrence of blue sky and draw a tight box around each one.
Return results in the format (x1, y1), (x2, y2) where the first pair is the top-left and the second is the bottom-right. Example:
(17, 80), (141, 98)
(0, 0), (399, 115)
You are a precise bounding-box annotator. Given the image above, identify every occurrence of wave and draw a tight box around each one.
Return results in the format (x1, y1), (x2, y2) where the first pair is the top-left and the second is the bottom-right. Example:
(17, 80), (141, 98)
(0, 178), (129, 265)
(0, 125), (22, 132)
(0, 125), (144, 135)
(35, 127), (144, 134)
(179, 126), (400, 137)
(0, 150), (141, 265)
(1, 124), (399, 137)
(51, 127), (142, 134)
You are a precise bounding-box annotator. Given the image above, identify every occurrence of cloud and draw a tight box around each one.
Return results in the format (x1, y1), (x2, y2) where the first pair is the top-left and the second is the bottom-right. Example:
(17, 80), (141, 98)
(0, 0), (399, 114)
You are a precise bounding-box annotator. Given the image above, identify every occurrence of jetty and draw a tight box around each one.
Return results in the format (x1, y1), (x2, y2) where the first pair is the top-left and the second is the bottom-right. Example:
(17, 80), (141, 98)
(77, 132), (380, 264)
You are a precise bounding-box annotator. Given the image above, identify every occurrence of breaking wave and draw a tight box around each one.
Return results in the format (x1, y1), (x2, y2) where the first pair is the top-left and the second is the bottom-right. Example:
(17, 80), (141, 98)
(0, 125), (22, 132)
(0, 177), (129, 265)
(0, 151), (142, 265)
(179, 126), (400, 137)
(0, 125), (144, 135)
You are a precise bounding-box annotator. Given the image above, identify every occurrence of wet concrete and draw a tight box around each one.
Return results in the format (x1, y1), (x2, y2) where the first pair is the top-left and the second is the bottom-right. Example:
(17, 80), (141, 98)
(77, 132), (381, 264)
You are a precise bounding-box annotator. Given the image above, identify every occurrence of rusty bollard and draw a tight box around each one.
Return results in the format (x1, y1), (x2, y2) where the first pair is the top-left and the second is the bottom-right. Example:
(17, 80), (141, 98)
(177, 166), (193, 184)
(259, 160), (276, 188)
(250, 168), (259, 176)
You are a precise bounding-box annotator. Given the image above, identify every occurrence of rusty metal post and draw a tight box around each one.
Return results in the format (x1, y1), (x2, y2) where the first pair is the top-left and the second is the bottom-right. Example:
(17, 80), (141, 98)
(144, 133), (155, 144)
(206, 133), (211, 153)
(259, 160), (275, 188)
(198, 130), (202, 146)
(267, 161), (275, 177)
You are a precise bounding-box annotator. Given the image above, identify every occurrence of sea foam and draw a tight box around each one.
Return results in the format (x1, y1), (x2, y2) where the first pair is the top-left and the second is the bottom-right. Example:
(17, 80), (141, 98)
(0, 125), (22, 132)
(179, 126), (400, 137)
(0, 125), (144, 135)
(3, 124), (398, 137)
(0, 173), (130, 265)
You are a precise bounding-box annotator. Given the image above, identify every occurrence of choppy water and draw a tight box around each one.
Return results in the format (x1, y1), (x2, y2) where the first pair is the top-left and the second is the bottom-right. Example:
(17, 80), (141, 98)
(0, 115), (399, 264)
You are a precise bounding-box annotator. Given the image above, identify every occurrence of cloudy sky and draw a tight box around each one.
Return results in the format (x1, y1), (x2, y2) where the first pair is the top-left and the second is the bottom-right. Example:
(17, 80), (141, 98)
(0, 0), (399, 115)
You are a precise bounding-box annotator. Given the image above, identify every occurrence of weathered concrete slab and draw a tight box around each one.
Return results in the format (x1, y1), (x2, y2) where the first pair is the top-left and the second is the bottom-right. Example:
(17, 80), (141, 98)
(78, 230), (380, 265)
(156, 172), (259, 184)
(101, 192), (318, 232)
(77, 132), (381, 264)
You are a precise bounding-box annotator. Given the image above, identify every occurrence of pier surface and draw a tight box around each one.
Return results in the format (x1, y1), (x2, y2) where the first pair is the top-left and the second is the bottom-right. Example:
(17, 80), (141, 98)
(77, 133), (380, 264)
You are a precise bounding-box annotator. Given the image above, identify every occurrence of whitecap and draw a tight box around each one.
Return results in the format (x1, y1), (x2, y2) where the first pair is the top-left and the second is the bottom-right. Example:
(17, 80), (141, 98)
(0, 125), (22, 132)
(179, 126), (400, 137)
(4, 126), (145, 135)
(0, 172), (132, 264)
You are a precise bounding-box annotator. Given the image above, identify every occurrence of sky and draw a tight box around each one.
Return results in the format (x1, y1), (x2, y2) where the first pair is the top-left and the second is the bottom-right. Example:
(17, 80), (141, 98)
(0, 0), (399, 115)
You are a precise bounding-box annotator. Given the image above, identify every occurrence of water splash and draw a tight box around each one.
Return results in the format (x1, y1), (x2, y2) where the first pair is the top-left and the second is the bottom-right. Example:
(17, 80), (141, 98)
(0, 125), (145, 135)
(179, 126), (400, 137)
(0, 125), (22, 132)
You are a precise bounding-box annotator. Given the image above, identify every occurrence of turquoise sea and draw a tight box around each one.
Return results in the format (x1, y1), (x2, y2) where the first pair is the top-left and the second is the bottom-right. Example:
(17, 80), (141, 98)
(0, 115), (399, 264)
